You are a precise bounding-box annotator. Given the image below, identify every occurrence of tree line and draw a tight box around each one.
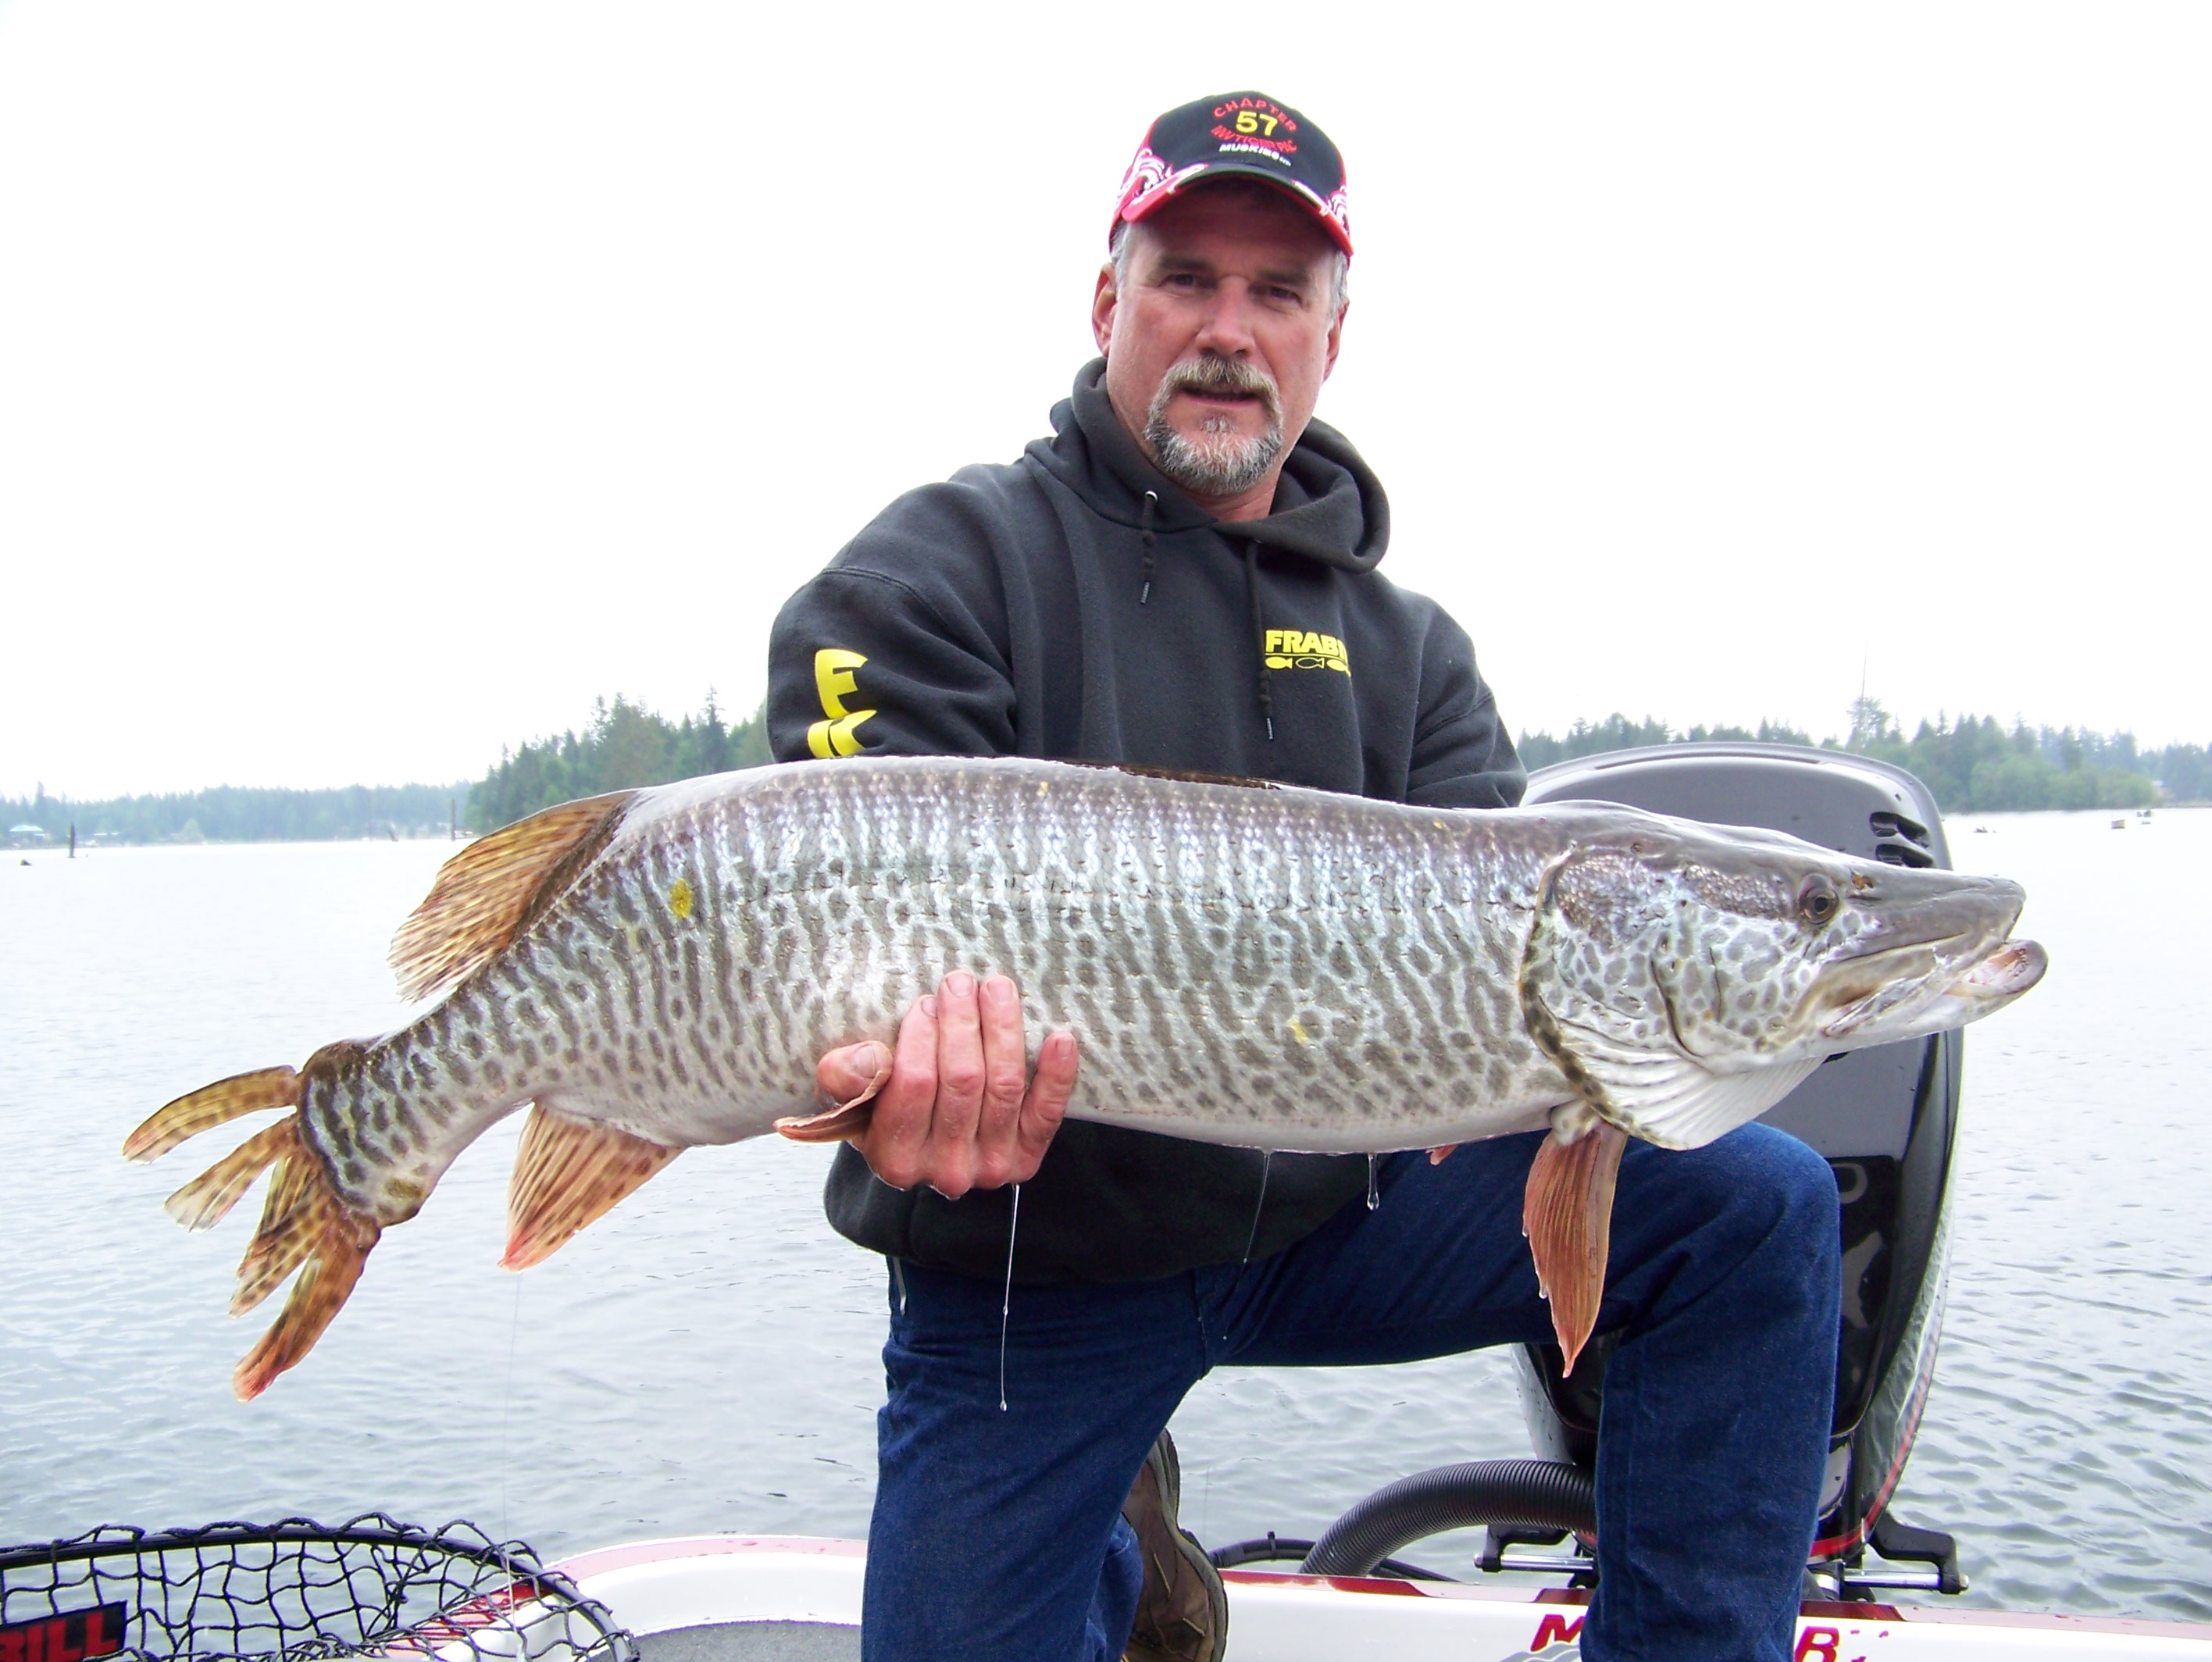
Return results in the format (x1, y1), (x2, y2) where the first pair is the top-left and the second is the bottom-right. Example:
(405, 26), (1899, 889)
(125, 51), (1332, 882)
(2, 781), (466, 846)
(468, 694), (770, 832)
(1515, 701), (2208, 813)
(14, 695), (2209, 847)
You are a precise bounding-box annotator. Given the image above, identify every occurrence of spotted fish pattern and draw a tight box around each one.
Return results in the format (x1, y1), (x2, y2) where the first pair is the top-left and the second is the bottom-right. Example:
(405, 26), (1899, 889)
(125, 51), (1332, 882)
(312, 758), (1573, 1223)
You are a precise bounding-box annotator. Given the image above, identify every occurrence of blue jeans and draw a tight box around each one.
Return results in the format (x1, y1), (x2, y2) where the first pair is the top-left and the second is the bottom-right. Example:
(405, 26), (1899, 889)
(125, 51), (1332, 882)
(860, 1125), (1840, 1662)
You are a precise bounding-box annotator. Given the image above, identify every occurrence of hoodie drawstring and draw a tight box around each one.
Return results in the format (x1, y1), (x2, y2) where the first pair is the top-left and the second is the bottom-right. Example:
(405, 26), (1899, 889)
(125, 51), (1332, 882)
(1245, 539), (1275, 742)
(1137, 490), (1158, 605)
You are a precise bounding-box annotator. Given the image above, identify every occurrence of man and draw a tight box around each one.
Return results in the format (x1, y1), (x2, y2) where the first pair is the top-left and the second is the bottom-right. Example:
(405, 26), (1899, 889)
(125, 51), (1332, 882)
(765, 92), (1840, 1662)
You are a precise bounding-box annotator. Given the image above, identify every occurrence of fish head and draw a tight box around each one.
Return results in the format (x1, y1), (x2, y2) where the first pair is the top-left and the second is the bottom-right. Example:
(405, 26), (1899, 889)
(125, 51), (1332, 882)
(1522, 807), (2046, 1148)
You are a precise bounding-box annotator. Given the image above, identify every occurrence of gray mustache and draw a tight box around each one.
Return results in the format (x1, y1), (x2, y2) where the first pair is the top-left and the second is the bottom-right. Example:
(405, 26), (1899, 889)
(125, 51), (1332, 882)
(1160, 356), (1281, 420)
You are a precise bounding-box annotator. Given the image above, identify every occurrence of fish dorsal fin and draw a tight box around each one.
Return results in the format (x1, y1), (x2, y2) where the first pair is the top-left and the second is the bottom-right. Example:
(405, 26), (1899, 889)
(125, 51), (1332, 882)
(1067, 760), (1282, 791)
(390, 790), (638, 1002)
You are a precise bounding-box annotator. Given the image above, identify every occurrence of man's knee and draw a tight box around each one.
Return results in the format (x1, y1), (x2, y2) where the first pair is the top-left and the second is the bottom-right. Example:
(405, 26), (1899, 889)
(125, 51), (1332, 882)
(1738, 1123), (1842, 1257)
(1616, 1125), (1840, 1303)
(1696, 1125), (1843, 1325)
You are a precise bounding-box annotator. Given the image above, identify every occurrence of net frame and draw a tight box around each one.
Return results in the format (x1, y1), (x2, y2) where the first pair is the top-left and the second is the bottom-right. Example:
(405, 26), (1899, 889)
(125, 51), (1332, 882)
(0, 1515), (636, 1662)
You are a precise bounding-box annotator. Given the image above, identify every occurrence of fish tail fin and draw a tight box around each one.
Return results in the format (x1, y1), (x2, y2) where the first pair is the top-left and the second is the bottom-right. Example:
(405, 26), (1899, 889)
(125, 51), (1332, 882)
(227, 1117), (381, 1400)
(127, 1053), (384, 1400)
(123, 1065), (301, 1163)
(501, 1103), (680, 1271)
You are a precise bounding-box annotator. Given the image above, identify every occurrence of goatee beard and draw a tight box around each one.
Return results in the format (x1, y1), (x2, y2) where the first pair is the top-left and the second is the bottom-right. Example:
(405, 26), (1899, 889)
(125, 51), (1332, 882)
(1143, 357), (1285, 498)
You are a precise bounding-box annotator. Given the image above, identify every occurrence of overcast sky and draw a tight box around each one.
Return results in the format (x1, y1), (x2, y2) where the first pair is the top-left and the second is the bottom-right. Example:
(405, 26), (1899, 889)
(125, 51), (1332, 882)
(3, 2), (2206, 798)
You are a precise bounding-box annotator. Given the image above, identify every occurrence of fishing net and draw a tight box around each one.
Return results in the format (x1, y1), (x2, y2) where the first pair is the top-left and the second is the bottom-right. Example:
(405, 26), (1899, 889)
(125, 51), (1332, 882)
(0, 1515), (636, 1662)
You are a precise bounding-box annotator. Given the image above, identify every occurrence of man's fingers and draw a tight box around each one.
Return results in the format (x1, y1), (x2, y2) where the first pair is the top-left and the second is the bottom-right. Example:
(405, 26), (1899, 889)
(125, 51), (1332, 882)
(1009, 1029), (1078, 1182)
(842, 975), (1060, 1196)
(926, 972), (986, 1195)
(976, 975), (1029, 1129)
(862, 994), (940, 1188)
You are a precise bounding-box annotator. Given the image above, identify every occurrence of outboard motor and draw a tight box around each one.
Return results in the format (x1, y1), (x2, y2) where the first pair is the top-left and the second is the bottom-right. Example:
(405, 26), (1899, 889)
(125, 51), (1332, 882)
(1513, 741), (1966, 1593)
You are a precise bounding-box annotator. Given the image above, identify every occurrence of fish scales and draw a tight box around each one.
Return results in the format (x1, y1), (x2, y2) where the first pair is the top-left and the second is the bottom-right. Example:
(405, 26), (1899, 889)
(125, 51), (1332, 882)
(129, 753), (2046, 1398)
(336, 762), (1534, 1211)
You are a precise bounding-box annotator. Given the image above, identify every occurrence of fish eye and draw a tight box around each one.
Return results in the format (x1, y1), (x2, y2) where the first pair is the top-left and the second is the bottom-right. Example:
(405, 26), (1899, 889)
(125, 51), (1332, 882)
(1798, 876), (1840, 926)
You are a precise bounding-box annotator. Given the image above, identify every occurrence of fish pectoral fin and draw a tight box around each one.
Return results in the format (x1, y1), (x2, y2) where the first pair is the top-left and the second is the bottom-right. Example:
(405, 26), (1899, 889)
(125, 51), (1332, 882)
(1522, 1116), (1629, 1376)
(1428, 1144), (1459, 1165)
(772, 1059), (893, 1146)
(389, 790), (640, 1003)
(503, 1104), (681, 1271)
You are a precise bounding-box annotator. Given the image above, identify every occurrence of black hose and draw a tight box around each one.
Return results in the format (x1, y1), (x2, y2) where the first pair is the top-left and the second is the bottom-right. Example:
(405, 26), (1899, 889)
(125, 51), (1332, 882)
(1298, 1459), (1597, 1577)
(1208, 1535), (1454, 1582)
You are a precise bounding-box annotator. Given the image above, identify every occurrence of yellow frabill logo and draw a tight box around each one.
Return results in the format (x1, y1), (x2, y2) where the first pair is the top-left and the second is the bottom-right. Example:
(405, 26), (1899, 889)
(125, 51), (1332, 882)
(1262, 629), (1350, 675)
(807, 647), (876, 758)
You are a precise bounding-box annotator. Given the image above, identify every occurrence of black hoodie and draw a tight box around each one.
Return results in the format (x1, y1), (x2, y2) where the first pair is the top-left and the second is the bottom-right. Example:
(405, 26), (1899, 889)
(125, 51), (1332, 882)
(765, 359), (1524, 1284)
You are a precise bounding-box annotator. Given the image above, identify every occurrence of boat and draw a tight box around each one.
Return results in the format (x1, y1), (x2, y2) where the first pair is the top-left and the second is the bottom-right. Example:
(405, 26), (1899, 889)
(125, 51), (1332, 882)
(7, 1514), (2207, 1662)
(552, 1531), (2212, 1660)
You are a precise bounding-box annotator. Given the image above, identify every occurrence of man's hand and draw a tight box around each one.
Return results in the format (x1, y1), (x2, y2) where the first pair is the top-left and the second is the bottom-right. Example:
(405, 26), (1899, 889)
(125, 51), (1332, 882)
(808, 972), (1077, 1197)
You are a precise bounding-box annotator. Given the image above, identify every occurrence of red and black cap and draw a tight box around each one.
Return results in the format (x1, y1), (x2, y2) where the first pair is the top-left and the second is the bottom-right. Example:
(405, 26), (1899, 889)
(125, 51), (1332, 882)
(1111, 91), (1352, 257)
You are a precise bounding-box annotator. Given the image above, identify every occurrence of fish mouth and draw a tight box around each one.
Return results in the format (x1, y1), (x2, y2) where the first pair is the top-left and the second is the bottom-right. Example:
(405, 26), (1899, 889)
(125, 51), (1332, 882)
(1801, 871), (2025, 1043)
(1820, 934), (2048, 1040)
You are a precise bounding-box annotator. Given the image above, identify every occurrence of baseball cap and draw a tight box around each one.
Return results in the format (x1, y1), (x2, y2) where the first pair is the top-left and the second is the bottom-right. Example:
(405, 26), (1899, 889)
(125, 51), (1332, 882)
(1111, 91), (1353, 257)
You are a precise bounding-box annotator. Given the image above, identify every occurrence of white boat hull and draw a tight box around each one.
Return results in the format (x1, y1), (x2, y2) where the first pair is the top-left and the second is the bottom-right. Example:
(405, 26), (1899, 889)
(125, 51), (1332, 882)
(554, 1535), (2212, 1660)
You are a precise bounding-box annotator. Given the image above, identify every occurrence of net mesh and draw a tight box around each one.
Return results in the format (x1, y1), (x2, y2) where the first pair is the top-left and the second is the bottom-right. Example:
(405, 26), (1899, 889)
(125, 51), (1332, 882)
(0, 1515), (636, 1662)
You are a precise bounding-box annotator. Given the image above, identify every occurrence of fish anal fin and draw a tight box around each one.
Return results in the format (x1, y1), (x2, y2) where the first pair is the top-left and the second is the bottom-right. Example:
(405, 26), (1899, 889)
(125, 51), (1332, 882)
(503, 1104), (680, 1271)
(1523, 1118), (1629, 1376)
(389, 790), (639, 1004)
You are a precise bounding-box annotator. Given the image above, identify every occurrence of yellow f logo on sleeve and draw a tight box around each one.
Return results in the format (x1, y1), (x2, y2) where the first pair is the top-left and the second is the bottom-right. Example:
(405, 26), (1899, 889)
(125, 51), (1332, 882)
(807, 648), (877, 758)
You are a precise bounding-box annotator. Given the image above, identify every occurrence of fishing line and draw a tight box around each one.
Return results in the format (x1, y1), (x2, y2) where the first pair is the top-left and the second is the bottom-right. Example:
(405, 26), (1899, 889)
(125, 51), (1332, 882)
(997, 1182), (1022, 1412)
(498, 1274), (523, 1564)
(1240, 1150), (1273, 1264)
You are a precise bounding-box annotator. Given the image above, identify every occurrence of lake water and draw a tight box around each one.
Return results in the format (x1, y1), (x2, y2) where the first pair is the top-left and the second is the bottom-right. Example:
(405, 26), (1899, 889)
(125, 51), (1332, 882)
(2, 811), (2206, 1623)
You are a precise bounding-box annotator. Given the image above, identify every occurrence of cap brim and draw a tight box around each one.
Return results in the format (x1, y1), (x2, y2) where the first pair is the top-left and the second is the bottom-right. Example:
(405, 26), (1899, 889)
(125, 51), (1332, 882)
(1119, 161), (1353, 257)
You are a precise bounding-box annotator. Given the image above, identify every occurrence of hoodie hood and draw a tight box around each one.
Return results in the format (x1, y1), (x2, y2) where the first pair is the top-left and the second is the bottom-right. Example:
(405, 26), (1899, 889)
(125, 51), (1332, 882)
(1028, 358), (1391, 574)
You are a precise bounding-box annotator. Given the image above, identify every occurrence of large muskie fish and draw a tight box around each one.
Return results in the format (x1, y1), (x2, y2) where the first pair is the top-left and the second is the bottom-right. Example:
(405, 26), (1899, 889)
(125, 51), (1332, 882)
(127, 758), (2045, 1397)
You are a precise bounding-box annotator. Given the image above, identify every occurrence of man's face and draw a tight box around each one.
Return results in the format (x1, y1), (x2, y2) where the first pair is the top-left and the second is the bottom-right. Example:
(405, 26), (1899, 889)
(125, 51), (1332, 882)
(1092, 184), (1345, 513)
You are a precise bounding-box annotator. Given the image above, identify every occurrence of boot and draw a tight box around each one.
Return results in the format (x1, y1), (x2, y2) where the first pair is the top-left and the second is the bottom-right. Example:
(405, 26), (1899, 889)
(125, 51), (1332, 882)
(1121, 1429), (1229, 1662)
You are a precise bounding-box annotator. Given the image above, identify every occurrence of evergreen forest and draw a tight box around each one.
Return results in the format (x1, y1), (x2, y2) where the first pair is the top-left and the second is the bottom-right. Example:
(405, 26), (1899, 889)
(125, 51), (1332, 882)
(10, 694), (2209, 846)
(1515, 701), (2200, 813)
(466, 694), (769, 832)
